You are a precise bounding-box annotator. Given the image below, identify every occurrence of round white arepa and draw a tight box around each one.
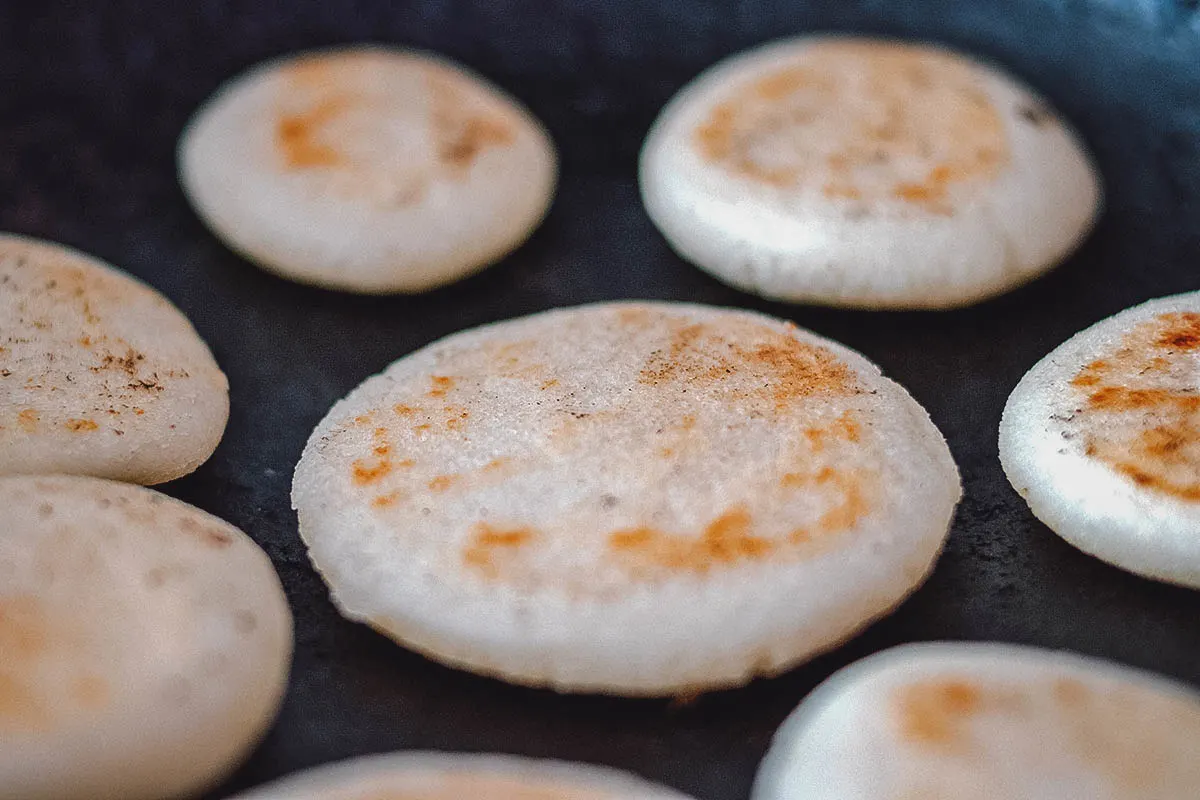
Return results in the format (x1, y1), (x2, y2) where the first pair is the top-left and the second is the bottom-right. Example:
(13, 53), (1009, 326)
(179, 46), (557, 293)
(292, 302), (961, 695)
(753, 641), (1200, 800)
(0, 235), (229, 484)
(639, 36), (1101, 309)
(0, 475), (292, 800)
(230, 751), (696, 800)
(1000, 291), (1200, 589)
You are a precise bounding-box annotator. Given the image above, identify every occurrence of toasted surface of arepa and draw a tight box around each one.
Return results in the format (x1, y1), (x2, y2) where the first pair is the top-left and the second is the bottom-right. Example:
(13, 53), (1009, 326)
(753, 642), (1200, 800)
(230, 751), (696, 799)
(1001, 291), (1200, 589)
(0, 235), (229, 484)
(0, 475), (292, 800)
(292, 302), (960, 694)
(639, 36), (1101, 309)
(179, 46), (557, 293)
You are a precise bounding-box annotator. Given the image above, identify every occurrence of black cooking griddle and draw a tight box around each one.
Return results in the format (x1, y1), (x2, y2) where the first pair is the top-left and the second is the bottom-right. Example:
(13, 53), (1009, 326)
(3, 1), (1200, 798)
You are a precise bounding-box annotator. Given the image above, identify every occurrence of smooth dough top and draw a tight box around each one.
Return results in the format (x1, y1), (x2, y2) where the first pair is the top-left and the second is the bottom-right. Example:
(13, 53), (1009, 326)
(293, 302), (960, 692)
(754, 642), (1200, 800)
(0, 475), (292, 800)
(999, 291), (1200, 587)
(0, 235), (229, 485)
(230, 752), (695, 799)
(179, 47), (557, 293)
(640, 36), (1101, 308)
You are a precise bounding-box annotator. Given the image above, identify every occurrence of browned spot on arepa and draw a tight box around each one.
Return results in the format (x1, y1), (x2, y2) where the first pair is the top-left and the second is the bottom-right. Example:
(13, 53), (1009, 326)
(1069, 312), (1200, 502)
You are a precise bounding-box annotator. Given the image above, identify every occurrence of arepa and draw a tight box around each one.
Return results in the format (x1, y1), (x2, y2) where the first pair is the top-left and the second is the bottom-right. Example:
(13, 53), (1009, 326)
(292, 302), (960, 695)
(0, 235), (229, 484)
(179, 46), (557, 293)
(1000, 291), (1200, 589)
(639, 36), (1101, 309)
(753, 642), (1200, 800)
(0, 475), (292, 800)
(230, 751), (696, 799)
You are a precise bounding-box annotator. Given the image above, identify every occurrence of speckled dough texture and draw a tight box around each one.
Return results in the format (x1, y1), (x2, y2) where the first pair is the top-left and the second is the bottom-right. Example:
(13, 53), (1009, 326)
(292, 302), (961, 695)
(0, 475), (293, 800)
(753, 642), (1200, 800)
(0, 235), (230, 484)
(1000, 291), (1200, 589)
(179, 46), (558, 293)
(639, 36), (1102, 309)
(230, 751), (697, 799)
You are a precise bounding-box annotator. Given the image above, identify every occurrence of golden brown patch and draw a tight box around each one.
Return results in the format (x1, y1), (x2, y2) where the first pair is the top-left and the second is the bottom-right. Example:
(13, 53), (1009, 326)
(813, 468), (871, 533)
(608, 506), (775, 574)
(639, 320), (857, 414)
(1069, 312), (1200, 502)
(429, 74), (515, 171)
(438, 116), (515, 167)
(692, 40), (1009, 213)
(428, 375), (455, 397)
(894, 678), (984, 750)
(394, 404), (420, 416)
(894, 673), (1200, 793)
(0, 596), (49, 660)
(1053, 677), (1089, 708)
(428, 474), (458, 492)
(64, 418), (98, 432)
(17, 408), (38, 432)
(276, 95), (349, 168)
(372, 491), (402, 508)
(462, 523), (535, 577)
(0, 596), (52, 730)
(483, 458), (509, 471)
(0, 672), (51, 731)
(352, 459), (392, 486)
(352, 425), (399, 486)
(444, 407), (470, 431)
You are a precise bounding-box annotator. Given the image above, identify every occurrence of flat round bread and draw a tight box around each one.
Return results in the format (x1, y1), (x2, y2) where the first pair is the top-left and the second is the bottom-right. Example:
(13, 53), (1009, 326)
(179, 46), (557, 293)
(753, 642), (1200, 800)
(1000, 291), (1200, 589)
(0, 475), (292, 800)
(292, 302), (961, 695)
(639, 36), (1101, 309)
(0, 235), (229, 484)
(230, 752), (695, 799)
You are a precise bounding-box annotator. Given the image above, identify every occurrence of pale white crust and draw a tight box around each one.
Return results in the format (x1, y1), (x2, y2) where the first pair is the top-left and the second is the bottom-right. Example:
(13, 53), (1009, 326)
(999, 291), (1200, 589)
(0, 475), (293, 800)
(179, 46), (557, 294)
(292, 301), (961, 695)
(229, 751), (696, 799)
(753, 642), (1200, 800)
(0, 235), (229, 484)
(639, 35), (1102, 309)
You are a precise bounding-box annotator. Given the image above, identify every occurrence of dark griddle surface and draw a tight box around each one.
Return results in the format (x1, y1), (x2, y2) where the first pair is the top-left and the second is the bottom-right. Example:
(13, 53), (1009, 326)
(2, 2), (1200, 798)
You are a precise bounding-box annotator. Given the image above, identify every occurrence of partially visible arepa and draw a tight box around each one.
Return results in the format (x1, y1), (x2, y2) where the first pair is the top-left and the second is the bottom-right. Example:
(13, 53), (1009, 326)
(639, 36), (1101, 309)
(292, 302), (961, 695)
(0, 235), (229, 484)
(753, 642), (1200, 800)
(179, 46), (557, 293)
(230, 752), (696, 799)
(0, 475), (292, 800)
(1000, 291), (1200, 589)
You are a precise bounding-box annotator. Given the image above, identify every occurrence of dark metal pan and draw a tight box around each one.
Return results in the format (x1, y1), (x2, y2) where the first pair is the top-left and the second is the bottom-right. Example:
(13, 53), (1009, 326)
(2, 1), (1199, 798)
